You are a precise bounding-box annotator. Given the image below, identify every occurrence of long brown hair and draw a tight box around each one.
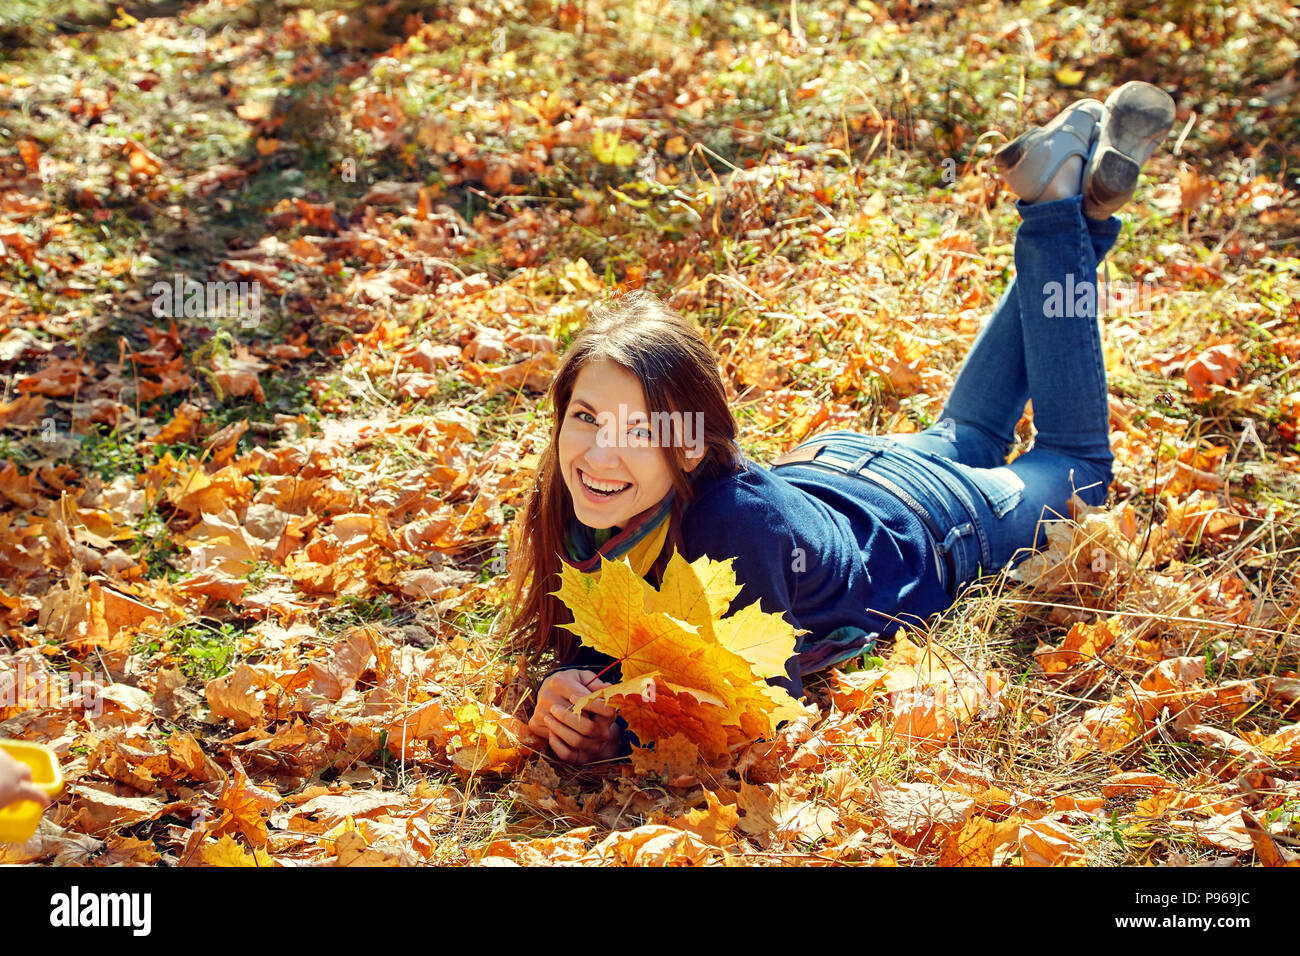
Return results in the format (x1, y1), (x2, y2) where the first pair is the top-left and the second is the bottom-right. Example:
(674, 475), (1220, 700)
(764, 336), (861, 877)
(508, 290), (743, 663)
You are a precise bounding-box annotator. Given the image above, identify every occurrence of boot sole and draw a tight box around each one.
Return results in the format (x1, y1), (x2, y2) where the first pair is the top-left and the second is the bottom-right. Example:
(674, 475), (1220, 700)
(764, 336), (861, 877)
(1085, 83), (1176, 216)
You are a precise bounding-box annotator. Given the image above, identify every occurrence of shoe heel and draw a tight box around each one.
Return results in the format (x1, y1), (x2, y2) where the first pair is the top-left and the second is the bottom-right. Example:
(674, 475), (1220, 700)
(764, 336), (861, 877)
(996, 99), (1102, 204)
(1084, 147), (1139, 207)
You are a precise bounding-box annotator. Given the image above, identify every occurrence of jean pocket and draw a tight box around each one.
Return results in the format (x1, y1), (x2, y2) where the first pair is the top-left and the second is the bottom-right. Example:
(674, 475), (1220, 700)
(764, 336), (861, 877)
(952, 463), (1025, 519)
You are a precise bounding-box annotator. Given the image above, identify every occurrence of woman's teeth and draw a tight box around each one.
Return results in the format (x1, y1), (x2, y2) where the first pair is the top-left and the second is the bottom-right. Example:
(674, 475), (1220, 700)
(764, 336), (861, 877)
(579, 470), (631, 497)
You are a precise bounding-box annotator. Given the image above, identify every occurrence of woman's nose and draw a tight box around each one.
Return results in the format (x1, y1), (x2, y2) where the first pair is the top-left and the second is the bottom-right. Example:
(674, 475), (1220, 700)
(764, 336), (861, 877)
(585, 434), (622, 468)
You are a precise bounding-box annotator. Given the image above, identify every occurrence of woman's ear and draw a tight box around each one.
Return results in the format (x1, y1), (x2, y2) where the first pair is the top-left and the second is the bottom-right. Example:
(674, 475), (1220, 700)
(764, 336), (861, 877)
(682, 448), (706, 473)
(678, 411), (708, 474)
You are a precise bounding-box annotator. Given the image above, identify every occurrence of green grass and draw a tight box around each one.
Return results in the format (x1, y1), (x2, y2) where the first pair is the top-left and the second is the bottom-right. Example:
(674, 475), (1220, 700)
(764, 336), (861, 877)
(135, 621), (242, 683)
(2, 0), (1298, 869)
(318, 595), (397, 636)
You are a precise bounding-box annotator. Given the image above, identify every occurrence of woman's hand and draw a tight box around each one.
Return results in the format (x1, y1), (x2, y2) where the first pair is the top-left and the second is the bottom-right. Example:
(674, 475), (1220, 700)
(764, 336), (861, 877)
(0, 749), (50, 812)
(529, 670), (623, 764)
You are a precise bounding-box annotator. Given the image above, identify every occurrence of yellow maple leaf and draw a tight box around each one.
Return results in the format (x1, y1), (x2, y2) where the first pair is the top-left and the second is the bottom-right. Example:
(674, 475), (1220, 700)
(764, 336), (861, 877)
(446, 701), (543, 777)
(642, 552), (742, 629)
(200, 834), (276, 868)
(554, 551), (808, 760)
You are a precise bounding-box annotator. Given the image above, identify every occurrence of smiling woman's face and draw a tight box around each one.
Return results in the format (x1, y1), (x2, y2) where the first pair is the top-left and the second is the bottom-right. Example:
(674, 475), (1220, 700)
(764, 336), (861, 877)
(557, 359), (700, 530)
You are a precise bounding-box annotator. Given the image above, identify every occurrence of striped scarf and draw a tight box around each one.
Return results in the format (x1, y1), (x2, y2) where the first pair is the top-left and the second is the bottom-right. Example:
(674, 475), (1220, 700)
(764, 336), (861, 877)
(561, 492), (675, 578)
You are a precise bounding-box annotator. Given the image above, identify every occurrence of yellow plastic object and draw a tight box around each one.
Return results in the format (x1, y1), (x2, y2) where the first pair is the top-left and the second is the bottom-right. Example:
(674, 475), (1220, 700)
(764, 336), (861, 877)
(0, 740), (63, 844)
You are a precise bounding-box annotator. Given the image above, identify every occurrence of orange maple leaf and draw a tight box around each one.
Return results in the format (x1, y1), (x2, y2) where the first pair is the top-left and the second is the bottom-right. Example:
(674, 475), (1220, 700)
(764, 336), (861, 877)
(554, 552), (809, 760)
(1184, 343), (1242, 399)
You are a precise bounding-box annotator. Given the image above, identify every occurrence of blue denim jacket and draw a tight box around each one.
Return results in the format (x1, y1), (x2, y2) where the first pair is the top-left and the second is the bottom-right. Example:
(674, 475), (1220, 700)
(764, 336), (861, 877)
(553, 454), (949, 699)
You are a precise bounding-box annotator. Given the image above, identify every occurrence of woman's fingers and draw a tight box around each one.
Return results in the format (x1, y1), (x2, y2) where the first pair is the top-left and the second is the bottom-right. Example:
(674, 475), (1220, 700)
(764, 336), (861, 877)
(527, 709), (550, 740)
(534, 670), (624, 763)
(547, 732), (581, 764)
(542, 709), (625, 764)
(550, 701), (611, 738)
(577, 696), (616, 719)
(543, 712), (590, 753)
(571, 674), (617, 711)
(565, 684), (616, 719)
(548, 672), (617, 718)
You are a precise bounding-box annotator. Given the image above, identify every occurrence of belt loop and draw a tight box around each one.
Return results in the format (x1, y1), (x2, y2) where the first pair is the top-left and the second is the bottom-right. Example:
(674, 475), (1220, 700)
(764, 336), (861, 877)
(940, 523), (974, 554)
(849, 449), (880, 474)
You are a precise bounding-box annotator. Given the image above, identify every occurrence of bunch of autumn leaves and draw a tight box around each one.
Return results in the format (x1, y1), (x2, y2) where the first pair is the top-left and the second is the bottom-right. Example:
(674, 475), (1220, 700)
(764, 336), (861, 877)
(555, 552), (811, 761)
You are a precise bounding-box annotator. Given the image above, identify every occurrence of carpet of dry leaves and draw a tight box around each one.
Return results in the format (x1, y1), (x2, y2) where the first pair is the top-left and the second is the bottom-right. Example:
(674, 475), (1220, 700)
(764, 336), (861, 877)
(1, 0), (1298, 866)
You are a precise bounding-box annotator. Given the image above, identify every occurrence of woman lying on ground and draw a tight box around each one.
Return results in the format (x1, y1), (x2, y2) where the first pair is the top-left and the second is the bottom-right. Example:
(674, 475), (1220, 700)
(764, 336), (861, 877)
(508, 82), (1178, 764)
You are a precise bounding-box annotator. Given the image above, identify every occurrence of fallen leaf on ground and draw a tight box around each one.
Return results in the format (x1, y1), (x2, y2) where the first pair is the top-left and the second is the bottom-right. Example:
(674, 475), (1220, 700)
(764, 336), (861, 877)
(1017, 818), (1086, 866)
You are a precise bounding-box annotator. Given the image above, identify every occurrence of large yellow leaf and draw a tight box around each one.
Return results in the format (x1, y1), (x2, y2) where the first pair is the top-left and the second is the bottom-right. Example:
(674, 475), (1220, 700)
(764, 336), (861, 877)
(713, 600), (796, 679)
(554, 551), (808, 760)
(642, 552), (743, 633)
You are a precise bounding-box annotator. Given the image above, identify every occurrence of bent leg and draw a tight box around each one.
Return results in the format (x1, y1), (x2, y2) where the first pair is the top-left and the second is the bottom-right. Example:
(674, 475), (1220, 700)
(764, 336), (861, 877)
(904, 284), (1029, 468)
(953, 198), (1124, 573)
(1013, 195), (1121, 466)
(889, 208), (1122, 469)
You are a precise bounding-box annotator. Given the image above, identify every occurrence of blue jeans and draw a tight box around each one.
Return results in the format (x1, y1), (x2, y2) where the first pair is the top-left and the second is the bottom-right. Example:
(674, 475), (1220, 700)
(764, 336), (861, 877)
(788, 195), (1122, 597)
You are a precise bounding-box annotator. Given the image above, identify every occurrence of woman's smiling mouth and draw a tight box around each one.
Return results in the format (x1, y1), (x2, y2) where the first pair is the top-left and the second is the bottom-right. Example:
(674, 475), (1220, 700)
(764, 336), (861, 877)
(577, 468), (632, 500)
